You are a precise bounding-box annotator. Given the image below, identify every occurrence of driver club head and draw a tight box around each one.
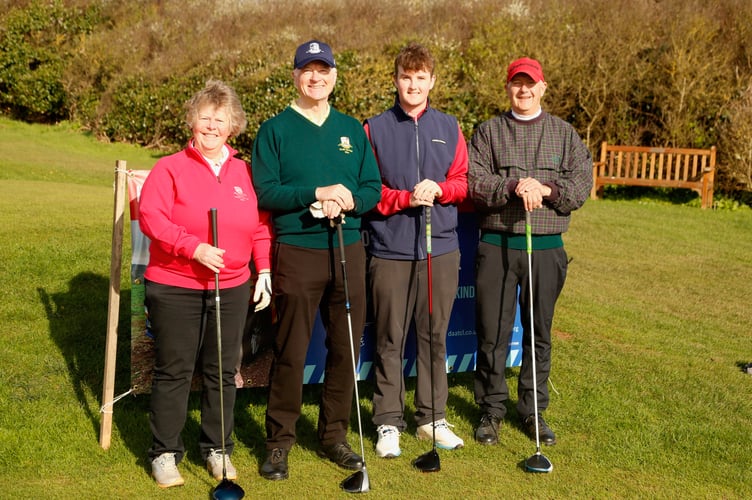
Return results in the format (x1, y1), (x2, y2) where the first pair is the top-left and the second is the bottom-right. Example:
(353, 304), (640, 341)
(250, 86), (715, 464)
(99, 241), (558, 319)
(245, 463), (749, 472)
(524, 452), (553, 473)
(341, 468), (370, 494)
(211, 478), (245, 500)
(412, 449), (441, 473)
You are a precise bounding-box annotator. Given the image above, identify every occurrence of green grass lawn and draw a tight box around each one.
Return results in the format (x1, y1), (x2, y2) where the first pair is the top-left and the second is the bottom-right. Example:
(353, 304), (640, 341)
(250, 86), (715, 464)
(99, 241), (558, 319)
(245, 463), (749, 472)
(1, 116), (751, 498)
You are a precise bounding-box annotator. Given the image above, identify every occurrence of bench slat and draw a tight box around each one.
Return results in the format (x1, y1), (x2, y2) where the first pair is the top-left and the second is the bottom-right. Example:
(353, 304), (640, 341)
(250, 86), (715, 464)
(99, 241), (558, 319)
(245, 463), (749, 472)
(591, 141), (716, 208)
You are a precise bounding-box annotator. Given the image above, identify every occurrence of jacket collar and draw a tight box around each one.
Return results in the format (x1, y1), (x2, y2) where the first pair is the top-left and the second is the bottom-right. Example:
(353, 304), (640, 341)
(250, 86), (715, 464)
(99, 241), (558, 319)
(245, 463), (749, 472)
(185, 140), (237, 165)
(393, 95), (431, 121)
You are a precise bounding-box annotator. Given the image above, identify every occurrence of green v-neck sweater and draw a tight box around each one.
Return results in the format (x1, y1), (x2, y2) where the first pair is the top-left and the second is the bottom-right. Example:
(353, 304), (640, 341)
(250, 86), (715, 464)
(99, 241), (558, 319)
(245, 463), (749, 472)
(252, 106), (381, 249)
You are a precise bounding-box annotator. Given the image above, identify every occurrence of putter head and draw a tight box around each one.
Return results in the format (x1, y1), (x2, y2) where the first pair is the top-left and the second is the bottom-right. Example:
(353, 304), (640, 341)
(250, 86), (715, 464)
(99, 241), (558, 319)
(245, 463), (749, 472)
(211, 478), (245, 500)
(524, 453), (553, 473)
(341, 468), (370, 494)
(412, 449), (441, 473)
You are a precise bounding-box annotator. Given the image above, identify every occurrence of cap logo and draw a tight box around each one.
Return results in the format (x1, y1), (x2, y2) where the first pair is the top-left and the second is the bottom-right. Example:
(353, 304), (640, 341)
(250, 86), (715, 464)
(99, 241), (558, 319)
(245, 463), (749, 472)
(295, 40), (335, 69)
(307, 42), (323, 55)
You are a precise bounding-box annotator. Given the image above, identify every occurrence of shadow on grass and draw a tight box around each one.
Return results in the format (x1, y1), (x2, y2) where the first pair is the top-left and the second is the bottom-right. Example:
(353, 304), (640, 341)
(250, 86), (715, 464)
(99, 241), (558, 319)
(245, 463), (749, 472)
(39, 272), (131, 430)
(235, 376), (367, 468)
(234, 386), (269, 467)
(39, 271), (154, 464)
(736, 361), (752, 375)
(37, 270), (348, 474)
(598, 185), (700, 205)
(447, 369), (518, 426)
(599, 185), (752, 209)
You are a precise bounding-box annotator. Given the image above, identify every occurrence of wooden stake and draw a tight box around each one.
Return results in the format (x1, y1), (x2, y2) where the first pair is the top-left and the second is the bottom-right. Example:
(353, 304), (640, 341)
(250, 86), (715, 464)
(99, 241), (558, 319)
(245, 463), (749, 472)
(100, 160), (127, 450)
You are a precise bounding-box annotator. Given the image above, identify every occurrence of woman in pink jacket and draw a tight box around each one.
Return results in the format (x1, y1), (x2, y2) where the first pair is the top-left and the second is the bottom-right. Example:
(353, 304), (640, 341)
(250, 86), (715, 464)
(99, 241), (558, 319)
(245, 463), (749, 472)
(139, 80), (272, 489)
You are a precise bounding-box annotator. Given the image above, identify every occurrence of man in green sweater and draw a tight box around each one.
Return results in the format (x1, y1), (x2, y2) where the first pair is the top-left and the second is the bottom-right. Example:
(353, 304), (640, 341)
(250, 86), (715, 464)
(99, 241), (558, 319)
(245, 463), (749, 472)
(251, 40), (381, 481)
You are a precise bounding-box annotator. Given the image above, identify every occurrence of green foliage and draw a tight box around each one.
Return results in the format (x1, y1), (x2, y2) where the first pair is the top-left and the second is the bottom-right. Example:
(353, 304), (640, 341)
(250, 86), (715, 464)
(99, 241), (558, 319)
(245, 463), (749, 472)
(717, 82), (752, 192)
(599, 185), (752, 211)
(2, 0), (752, 196)
(100, 72), (206, 149)
(231, 64), (299, 159)
(0, 0), (102, 121)
(330, 50), (395, 120)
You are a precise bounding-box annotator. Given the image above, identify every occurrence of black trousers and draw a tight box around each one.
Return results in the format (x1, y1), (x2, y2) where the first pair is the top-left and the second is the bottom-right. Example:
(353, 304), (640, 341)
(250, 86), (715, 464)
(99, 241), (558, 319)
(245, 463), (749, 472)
(265, 241), (366, 449)
(146, 279), (250, 463)
(473, 242), (567, 420)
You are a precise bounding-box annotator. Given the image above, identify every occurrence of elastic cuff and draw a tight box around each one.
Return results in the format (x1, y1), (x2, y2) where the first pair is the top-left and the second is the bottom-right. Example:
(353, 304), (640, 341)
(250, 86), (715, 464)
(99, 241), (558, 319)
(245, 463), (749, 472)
(542, 181), (559, 202)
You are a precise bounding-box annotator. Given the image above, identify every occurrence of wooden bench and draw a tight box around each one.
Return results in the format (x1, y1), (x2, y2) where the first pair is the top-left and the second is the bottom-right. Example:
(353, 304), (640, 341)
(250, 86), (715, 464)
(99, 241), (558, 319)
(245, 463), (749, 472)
(590, 142), (716, 208)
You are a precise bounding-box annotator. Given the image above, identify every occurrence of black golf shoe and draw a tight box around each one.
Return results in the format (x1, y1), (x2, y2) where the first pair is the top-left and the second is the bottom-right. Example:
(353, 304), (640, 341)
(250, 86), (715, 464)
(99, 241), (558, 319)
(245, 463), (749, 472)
(317, 442), (363, 470)
(475, 413), (501, 445)
(522, 414), (556, 446)
(260, 447), (289, 480)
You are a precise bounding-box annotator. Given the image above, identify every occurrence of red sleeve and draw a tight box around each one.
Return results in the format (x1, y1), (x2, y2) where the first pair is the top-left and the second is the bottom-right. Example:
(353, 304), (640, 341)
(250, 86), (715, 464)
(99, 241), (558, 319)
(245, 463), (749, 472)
(436, 123), (468, 205)
(364, 122), (413, 216)
(138, 159), (202, 261)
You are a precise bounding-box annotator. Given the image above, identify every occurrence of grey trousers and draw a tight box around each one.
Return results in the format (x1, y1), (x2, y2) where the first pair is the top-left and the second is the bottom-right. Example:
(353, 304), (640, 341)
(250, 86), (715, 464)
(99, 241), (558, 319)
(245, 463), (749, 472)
(370, 250), (460, 429)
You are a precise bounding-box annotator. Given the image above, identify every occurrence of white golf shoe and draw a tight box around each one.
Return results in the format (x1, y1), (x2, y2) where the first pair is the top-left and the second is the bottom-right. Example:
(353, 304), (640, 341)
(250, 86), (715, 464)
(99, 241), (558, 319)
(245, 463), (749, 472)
(206, 449), (238, 481)
(416, 419), (464, 450)
(375, 424), (401, 458)
(151, 452), (185, 488)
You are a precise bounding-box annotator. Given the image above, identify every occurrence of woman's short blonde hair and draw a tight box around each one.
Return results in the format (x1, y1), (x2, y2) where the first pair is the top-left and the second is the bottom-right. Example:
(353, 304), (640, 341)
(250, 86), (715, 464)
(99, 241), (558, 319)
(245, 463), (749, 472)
(184, 80), (247, 138)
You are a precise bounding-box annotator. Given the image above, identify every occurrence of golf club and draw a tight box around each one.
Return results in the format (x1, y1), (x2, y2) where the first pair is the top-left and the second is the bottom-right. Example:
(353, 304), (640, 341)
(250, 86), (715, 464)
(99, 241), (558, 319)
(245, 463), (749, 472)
(413, 206), (441, 473)
(334, 216), (370, 494)
(523, 210), (553, 474)
(209, 208), (246, 500)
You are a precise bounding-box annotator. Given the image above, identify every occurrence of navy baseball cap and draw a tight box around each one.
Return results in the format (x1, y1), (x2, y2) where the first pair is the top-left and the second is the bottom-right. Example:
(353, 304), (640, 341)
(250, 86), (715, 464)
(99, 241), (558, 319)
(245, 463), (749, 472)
(294, 40), (336, 69)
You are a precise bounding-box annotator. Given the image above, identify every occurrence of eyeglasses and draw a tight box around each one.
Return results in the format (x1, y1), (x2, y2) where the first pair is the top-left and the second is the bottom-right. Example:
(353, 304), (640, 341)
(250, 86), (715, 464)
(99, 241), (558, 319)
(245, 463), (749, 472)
(508, 79), (538, 90)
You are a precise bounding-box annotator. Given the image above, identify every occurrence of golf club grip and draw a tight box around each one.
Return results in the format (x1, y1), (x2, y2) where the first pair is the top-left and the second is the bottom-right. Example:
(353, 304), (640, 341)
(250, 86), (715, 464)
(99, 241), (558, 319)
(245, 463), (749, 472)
(525, 210), (532, 255)
(426, 206), (433, 315)
(210, 208), (218, 247)
(335, 220), (351, 309)
(425, 206), (432, 254)
(210, 207), (220, 302)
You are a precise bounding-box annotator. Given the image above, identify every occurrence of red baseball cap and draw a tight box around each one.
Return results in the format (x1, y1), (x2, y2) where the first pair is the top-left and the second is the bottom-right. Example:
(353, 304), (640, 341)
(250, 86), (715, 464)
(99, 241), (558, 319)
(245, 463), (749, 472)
(506, 57), (545, 83)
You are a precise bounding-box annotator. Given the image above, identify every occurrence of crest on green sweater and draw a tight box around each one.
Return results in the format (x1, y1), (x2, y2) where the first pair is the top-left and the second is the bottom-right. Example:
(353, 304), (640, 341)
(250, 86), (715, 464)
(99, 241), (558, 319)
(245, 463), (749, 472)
(338, 136), (353, 154)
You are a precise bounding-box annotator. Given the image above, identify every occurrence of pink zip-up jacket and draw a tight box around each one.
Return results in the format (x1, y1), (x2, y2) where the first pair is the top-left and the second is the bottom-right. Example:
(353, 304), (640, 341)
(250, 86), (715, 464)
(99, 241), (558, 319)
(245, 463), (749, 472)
(139, 142), (272, 290)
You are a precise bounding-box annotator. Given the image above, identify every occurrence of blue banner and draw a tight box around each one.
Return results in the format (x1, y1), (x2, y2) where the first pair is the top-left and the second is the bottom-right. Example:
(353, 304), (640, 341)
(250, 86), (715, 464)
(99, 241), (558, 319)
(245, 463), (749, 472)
(302, 211), (523, 383)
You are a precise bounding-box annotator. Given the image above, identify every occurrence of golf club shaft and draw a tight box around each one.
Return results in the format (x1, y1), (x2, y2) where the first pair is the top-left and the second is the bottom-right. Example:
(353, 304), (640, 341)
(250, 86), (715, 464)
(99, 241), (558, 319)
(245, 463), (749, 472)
(525, 210), (542, 452)
(335, 218), (367, 466)
(426, 206), (437, 447)
(210, 208), (228, 478)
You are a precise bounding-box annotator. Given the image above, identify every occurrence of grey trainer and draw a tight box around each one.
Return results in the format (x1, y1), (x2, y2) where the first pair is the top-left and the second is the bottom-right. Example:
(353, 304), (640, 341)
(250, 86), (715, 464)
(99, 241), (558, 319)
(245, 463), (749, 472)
(151, 452), (185, 488)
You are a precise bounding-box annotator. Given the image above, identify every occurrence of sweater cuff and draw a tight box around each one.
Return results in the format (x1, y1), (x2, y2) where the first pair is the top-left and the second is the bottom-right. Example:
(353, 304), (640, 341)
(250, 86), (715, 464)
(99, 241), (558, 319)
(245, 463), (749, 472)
(542, 181), (559, 202)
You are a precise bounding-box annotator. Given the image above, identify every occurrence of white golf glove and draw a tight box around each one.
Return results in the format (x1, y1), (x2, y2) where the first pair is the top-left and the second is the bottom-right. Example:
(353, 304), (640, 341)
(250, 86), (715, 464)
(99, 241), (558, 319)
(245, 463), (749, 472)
(253, 271), (272, 312)
(310, 201), (346, 225)
(310, 201), (325, 219)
